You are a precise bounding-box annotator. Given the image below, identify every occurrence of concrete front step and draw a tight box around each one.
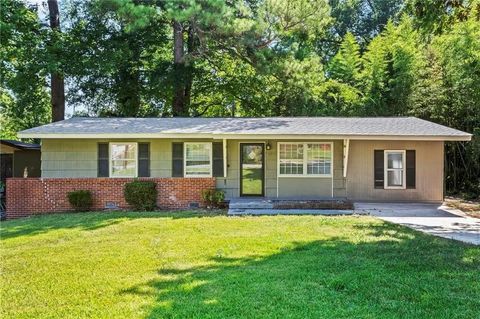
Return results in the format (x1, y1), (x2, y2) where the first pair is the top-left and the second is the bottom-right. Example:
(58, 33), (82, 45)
(228, 209), (360, 216)
(228, 197), (352, 210)
(228, 201), (274, 209)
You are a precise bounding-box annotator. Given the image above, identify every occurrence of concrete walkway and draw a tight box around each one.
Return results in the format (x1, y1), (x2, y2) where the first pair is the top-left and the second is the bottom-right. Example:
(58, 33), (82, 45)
(355, 203), (480, 245)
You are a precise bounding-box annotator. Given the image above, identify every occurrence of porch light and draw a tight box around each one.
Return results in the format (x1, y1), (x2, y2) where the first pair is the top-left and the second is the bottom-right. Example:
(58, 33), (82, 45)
(266, 142), (272, 150)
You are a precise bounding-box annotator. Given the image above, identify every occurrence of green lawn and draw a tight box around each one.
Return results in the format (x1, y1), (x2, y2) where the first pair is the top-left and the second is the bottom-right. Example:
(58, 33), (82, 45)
(1, 211), (479, 319)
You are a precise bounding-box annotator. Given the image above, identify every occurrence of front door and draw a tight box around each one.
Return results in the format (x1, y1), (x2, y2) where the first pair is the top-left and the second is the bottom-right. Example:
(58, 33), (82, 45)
(240, 143), (264, 196)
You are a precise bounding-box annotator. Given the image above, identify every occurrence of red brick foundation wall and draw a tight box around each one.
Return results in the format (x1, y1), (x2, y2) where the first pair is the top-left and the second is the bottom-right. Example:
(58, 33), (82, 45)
(6, 178), (215, 219)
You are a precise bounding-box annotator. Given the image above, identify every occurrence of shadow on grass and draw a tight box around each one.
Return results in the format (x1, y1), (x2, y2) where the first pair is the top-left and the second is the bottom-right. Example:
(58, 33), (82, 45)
(0, 210), (226, 240)
(120, 231), (480, 319)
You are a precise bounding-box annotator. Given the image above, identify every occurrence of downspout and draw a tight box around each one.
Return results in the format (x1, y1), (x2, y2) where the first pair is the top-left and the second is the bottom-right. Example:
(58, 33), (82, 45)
(343, 139), (350, 199)
(223, 138), (227, 178)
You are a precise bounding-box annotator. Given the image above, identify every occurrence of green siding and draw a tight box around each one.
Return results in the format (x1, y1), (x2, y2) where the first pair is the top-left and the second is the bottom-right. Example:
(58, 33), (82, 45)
(275, 140), (344, 198)
(333, 139), (346, 197)
(42, 138), (347, 199)
(42, 140), (97, 177)
(214, 139), (346, 199)
(278, 178), (332, 197)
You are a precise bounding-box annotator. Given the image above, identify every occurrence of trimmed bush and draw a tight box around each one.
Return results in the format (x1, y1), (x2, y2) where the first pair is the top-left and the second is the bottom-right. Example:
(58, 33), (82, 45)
(67, 190), (93, 211)
(124, 181), (157, 211)
(201, 189), (225, 208)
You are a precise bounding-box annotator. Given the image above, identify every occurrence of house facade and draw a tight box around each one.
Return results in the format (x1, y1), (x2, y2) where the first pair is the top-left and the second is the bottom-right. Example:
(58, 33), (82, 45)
(6, 117), (471, 218)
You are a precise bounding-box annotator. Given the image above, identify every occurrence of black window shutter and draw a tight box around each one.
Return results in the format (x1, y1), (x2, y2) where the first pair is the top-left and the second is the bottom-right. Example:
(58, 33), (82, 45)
(212, 142), (224, 177)
(138, 143), (150, 177)
(172, 142), (184, 177)
(98, 143), (109, 177)
(406, 150), (416, 189)
(374, 150), (384, 189)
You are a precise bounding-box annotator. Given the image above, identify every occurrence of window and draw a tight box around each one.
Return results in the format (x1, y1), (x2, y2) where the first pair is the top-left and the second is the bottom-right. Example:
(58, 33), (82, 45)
(279, 143), (304, 175)
(110, 143), (137, 177)
(184, 143), (212, 177)
(278, 142), (332, 177)
(384, 150), (406, 189)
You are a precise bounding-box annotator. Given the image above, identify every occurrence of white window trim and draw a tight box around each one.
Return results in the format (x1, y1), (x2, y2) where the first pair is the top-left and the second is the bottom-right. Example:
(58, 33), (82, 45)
(109, 142), (138, 178)
(277, 142), (333, 178)
(384, 150), (406, 189)
(184, 142), (213, 178)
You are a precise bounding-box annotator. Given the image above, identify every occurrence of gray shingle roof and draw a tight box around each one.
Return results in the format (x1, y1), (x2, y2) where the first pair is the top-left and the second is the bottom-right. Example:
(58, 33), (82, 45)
(18, 117), (471, 140)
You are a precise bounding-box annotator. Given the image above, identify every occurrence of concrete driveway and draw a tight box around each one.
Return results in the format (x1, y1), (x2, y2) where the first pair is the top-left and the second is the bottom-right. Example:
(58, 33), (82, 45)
(355, 203), (480, 245)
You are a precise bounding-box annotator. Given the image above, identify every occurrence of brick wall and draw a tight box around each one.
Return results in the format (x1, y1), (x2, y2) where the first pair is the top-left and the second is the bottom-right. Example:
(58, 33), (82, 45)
(6, 177), (215, 219)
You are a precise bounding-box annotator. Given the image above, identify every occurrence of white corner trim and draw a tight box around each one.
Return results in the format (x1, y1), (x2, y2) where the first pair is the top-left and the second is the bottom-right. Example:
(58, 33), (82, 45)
(343, 138), (350, 178)
(331, 141), (334, 198)
(223, 138), (227, 178)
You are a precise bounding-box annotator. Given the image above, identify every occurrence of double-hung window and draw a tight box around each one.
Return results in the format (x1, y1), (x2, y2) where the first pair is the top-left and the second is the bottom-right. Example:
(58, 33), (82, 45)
(184, 143), (212, 177)
(110, 143), (137, 177)
(384, 150), (406, 189)
(278, 142), (332, 177)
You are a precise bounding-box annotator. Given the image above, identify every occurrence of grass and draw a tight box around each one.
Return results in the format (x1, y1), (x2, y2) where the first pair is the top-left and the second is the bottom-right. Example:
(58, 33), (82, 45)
(242, 168), (262, 195)
(1, 211), (479, 319)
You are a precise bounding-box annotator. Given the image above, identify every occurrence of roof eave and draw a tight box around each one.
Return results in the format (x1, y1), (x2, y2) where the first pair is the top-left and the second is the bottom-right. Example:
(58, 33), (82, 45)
(17, 132), (472, 141)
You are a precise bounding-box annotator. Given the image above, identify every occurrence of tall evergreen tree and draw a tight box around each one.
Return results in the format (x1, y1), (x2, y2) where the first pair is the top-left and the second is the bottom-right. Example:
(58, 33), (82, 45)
(47, 0), (65, 121)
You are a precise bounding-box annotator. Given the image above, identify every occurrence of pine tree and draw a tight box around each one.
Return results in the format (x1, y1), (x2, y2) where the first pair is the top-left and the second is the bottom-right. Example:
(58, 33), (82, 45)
(328, 33), (362, 86)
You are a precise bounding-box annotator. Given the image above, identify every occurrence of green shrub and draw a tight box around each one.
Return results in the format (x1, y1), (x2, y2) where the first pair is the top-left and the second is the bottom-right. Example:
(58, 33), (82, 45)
(67, 190), (93, 211)
(201, 189), (225, 208)
(124, 181), (157, 211)
(213, 190), (225, 204)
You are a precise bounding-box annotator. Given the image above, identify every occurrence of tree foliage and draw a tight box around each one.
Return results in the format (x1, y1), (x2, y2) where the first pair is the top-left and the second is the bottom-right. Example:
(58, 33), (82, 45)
(0, 0), (50, 139)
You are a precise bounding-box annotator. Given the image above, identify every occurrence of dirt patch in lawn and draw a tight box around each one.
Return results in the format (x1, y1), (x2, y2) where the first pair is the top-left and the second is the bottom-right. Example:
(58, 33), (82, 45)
(444, 196), (480, 218)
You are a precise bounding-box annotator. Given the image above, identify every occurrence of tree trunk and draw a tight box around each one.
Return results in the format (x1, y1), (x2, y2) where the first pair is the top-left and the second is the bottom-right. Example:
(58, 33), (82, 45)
(48, 0), (65, 122)
(172, 20), (187, 116)
(184, 25), (195, 110)
(50, 74), (65, 121)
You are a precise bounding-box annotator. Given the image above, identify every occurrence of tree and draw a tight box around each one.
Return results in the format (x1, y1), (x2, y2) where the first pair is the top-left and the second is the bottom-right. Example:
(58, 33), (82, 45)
(405, 0), (477, 34)
(432, 11), (480, 195)
(323, 0), (403, 56)
(164, 0), (230, 116)
(360, 17), (421, 116)
(65, 0), (333, 117)
(408, 48), (448, 122)
(328, 32), (362, 86)
(65, 0), (166, 117)
(47, 0), (65, 122)
(0, 0), (50, 139)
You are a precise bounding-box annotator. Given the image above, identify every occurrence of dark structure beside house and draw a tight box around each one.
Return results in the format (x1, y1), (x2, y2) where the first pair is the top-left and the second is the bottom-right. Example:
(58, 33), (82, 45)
(0, 140), (41, 181)
(1, 140), (41, 216)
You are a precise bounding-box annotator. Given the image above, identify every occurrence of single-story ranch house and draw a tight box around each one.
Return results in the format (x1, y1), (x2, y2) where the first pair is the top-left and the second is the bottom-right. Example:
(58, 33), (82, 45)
(6, 117), (471, 218)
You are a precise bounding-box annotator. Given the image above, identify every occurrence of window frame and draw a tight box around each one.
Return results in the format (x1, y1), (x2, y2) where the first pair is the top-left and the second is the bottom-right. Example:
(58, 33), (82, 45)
(277, 142), (333, 178)
(384, 150), (406, 189)
(183, 142), (213, 178)
(109, 142), (138, 178)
